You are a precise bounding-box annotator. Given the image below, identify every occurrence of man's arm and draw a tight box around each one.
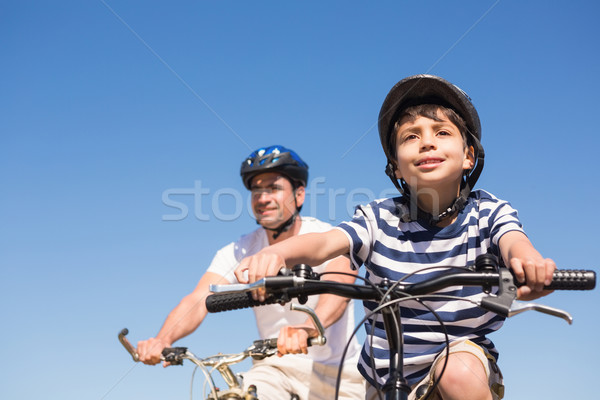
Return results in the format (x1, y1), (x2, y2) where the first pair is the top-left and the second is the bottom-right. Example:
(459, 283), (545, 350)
(498, 230), (556, 301)
(137, 271), (226, 366)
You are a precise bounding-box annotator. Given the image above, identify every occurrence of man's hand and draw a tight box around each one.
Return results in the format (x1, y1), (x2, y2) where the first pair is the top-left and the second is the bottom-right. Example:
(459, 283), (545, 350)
(137, 337), (172, 367)
(276, 325), (317, 356)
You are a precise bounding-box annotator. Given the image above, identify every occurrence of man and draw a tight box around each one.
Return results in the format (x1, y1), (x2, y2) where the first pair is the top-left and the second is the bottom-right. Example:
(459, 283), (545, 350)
(137, 145), (365, 400)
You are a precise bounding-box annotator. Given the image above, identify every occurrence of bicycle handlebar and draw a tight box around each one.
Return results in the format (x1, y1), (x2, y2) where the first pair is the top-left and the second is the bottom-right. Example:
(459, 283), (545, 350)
(118, 302), (327, 366)
(118, 328), (139, 362)
(118, 329), (281, 366)
(205, 257), (595, 400)
(118, 328), (282, 397)
(206, 261), (595, 324)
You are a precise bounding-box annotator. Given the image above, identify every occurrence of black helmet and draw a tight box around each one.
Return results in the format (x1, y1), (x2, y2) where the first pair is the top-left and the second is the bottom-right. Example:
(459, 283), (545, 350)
(379, 74), (482, 163)
(240, 145), (309, 190)
(378, 74), (485, 223)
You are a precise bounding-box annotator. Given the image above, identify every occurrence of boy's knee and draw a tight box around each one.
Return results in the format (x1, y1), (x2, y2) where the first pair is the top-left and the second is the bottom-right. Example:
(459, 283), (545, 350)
(434, 353), (490, 399)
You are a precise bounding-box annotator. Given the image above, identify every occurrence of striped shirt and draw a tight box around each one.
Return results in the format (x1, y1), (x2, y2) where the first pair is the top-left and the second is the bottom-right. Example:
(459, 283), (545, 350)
(336, 189), (524, 387)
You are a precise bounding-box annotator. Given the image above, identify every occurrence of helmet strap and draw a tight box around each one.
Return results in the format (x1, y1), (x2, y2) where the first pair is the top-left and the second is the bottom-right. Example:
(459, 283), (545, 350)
(261, 209), (299, 239)
(398, 188), (467, 225)
(385, 162), (405, 194)
(258, 190), (301, 240)
(386, 137), (485, 225)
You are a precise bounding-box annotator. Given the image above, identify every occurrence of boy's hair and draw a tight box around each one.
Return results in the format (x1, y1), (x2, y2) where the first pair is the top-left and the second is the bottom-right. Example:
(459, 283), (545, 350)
(388, 104), (470, 162)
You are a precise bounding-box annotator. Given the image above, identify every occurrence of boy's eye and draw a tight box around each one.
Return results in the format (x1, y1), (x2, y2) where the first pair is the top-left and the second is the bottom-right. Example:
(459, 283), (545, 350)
(437, 130), (451, 136)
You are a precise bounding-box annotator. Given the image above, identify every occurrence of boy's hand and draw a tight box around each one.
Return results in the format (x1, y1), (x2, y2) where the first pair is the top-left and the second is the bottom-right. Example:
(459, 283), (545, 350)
(234, 251), (286, 301)
(499, 231), (556, 301)
(509, 256), (556, 301)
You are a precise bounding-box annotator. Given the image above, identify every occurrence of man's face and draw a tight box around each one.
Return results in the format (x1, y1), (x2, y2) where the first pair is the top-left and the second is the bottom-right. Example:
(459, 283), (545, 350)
(249, 172), (305, 229)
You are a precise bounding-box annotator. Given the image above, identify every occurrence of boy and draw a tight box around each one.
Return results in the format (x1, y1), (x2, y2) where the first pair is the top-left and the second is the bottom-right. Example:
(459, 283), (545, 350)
(234, 76), (555, 400)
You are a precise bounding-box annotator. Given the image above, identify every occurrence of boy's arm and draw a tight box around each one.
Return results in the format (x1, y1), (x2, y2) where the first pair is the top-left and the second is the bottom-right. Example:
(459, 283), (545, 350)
(498, 230), (556, 301)
(234, 229), (350, 288)
(233, 229), (352, 356)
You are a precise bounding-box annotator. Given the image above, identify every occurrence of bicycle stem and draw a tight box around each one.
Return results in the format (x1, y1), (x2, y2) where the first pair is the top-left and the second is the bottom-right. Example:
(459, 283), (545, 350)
(379, 299), (411, 398)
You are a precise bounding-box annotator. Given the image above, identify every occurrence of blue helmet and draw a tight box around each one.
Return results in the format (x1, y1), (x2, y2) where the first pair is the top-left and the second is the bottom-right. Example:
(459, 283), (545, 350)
(240, 145), (309, 190)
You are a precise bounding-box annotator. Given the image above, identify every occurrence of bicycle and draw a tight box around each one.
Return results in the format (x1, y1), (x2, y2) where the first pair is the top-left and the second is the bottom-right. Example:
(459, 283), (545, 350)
(205, 254), (596, 400)
(118, 303), (327, 400)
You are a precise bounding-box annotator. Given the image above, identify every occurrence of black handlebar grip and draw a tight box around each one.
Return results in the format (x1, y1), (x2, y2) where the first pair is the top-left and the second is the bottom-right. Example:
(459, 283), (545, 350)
(546, 269), (596, 290)
(206, 291), (280, 313)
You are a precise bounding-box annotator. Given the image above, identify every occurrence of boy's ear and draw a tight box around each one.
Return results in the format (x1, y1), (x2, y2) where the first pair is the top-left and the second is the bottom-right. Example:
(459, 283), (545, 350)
(463, 145), (475, 170)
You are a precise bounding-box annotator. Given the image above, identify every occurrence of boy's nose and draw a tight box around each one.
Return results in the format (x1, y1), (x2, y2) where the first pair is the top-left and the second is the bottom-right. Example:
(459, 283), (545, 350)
(419, 133), (437, 150)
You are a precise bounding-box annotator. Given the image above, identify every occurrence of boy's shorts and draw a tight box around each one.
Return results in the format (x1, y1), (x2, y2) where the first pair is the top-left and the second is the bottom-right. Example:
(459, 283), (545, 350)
(366, 340), (504, 400)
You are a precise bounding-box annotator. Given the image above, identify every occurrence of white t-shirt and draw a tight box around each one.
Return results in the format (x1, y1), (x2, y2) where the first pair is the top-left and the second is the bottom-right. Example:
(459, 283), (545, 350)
(207, 216), (361, 365)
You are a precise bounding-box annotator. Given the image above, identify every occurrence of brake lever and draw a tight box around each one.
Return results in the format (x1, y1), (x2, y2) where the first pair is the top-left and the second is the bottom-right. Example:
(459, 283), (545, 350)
(478, 267), (573, 324)
(479, 267), (518, 317)
(242, 303), (327, 359)
(508, 301), (573, 324)
(210, 280), (266, 293)
(210, 276), (307, 293)
(291, 303), (327, 346)
(247, 339), (279, 360)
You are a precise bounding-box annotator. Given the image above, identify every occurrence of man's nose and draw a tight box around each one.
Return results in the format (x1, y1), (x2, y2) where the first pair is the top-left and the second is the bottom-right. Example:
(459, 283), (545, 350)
(254, 190), (272, 202)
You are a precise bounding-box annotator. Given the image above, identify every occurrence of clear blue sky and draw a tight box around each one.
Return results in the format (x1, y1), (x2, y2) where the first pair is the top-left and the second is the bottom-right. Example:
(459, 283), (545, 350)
(2, 1), (598, 399)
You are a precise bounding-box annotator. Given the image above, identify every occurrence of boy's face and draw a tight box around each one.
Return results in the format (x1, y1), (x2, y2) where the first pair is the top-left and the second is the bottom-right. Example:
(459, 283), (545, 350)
(393, 110), (474, 195)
